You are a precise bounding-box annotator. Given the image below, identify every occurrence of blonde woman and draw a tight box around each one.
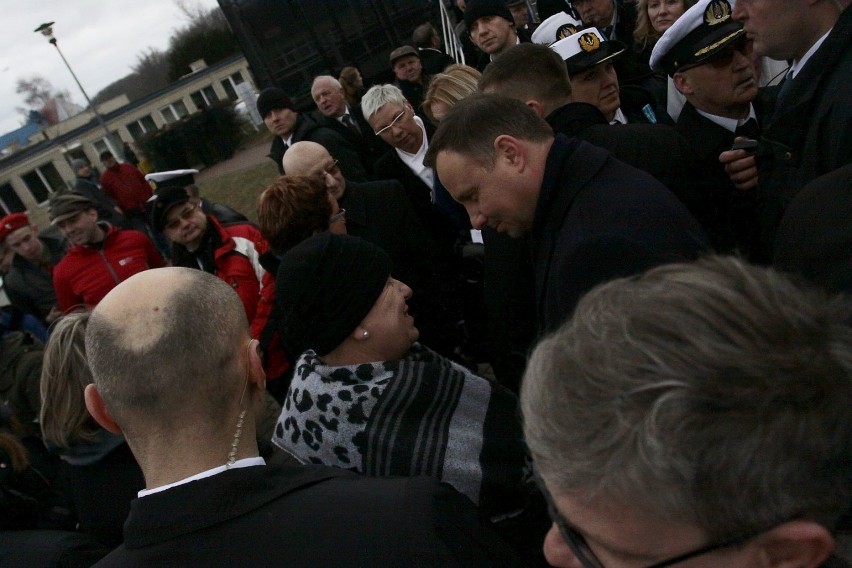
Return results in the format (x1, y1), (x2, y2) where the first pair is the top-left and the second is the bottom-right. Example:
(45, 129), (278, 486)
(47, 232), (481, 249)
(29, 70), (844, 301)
(422, 64), (481, 123)
(40, 312), (144, 546)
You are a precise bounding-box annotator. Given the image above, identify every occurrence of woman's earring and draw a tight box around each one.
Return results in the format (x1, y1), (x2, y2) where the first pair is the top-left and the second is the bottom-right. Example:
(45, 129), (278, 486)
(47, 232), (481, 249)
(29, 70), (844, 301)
(362, 330), (369, 339)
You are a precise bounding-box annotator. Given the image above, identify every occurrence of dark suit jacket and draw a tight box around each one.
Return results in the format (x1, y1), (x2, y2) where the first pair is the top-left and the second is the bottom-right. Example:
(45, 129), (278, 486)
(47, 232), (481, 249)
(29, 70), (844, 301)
(756, 6), (852, 254)
(313, 106), (385, 176)
(676, 102), (760, 258)
(94, 463), (520, 567)
(545, 102), (690, 205)
(774, 162), (852, 294)
(531, 135), (709, 332)
(268, 113), (367, 180)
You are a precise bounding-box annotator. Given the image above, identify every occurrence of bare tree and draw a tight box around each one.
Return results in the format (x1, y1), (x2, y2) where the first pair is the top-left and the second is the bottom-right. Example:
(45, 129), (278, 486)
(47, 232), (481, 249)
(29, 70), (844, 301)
(15, 76), (74, 121)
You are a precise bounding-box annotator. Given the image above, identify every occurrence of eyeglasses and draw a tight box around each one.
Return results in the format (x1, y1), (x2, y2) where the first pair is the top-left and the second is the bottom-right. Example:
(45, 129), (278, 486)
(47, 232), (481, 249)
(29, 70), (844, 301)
(536, 472), (784, 568)
(373, 106), (407, 136)
(329, 208), (346, 224)
(678, 36), (753, 72)
(164, 201), (200, 231)
(314, 159), (340, 180)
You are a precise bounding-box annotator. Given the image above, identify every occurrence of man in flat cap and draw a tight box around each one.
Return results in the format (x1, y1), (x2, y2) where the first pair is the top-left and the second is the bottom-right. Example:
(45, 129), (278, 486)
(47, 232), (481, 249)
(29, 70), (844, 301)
(0, 212), (65, 326)
(49, 193), (164, 312)
(650, 0), (761, 258)
(255, 87), (367, 180)
(389, 45), (432, 116)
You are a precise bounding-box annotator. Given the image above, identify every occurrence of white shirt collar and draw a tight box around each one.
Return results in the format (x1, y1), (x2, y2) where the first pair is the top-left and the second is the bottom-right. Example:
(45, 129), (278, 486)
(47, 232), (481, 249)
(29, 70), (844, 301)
(395, 115), (435, 194)
(695, 105), (757, 133)
(789, 28), (832, 80)
(281, 133), (294, 146)
(610, 108), (628, 125)
(138, 457), (266, 498)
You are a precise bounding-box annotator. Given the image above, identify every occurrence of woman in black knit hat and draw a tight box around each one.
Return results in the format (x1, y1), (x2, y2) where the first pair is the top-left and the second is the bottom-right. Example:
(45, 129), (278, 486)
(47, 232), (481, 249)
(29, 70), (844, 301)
(269, 233), (540, 548)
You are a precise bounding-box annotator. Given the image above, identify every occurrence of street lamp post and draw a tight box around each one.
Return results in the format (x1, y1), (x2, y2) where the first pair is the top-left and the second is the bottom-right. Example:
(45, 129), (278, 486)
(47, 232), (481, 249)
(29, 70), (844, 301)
(34, 22), (122, 160)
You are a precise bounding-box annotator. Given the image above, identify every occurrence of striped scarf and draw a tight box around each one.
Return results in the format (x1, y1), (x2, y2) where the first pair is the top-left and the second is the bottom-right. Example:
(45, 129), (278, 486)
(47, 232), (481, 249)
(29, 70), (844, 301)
(272, 344), (528, 517)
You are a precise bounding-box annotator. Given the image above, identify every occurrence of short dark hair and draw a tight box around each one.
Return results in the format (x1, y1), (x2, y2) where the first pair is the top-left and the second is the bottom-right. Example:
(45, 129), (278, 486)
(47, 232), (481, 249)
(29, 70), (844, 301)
(256, 176), (332, 253)
(424, 93), (553, 169)
(479, 43), (572, 105)
(99, 151), (114, 162)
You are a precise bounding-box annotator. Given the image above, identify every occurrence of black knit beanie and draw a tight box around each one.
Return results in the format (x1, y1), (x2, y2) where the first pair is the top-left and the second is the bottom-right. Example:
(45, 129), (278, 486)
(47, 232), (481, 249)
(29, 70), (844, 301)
(275, 233), (392, 357)
(464, 0), (514, 29)
(256, 87), (295, 118)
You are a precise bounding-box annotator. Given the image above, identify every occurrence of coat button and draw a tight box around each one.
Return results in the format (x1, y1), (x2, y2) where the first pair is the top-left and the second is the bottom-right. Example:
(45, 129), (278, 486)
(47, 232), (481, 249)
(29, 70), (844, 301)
(784, 152), (792, 160)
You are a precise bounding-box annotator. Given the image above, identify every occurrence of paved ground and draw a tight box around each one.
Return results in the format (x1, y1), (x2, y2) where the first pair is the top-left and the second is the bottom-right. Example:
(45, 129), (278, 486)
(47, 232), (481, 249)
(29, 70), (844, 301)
(196, 139), (271, 182)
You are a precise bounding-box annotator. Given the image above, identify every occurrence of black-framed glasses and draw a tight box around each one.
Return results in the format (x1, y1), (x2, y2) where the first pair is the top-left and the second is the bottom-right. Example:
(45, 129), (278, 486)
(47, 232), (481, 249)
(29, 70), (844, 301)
(373, 106), (407, 136)
(164, 201), (200, 231)
(329, 208), (346, 224)
(536, 472), (784, 568)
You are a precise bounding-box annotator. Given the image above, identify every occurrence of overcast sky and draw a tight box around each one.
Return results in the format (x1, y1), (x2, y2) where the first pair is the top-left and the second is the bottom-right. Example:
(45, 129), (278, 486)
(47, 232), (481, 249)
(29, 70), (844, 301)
(0, 0), (222, 136)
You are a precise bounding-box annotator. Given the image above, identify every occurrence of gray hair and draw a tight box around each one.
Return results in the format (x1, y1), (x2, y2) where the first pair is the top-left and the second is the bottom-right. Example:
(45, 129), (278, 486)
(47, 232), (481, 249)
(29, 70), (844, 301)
(311, 75), (342, 92)
(522, 255), (852, 540)
(361, 84), (407, 122)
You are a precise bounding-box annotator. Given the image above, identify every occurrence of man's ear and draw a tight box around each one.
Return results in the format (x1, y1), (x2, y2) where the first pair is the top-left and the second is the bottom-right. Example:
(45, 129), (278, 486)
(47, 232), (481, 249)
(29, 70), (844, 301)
(757, 519), (835, 568)
(494, 135), (526, 171)
(525, 99), (546, 118)
(83, 384), (122, 434)
(247, 339), (267, 390)
(672, 72), (693, 96)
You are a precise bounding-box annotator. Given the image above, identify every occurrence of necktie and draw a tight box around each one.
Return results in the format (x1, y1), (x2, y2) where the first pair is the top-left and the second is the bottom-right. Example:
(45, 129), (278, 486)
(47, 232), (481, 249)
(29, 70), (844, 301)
(735, 118), (760, 139)
(342, 114), (361, 135)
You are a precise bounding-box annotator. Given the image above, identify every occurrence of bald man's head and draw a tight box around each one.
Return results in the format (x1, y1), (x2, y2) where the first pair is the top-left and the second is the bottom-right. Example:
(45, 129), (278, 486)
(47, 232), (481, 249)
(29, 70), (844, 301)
(86, 267), (249, 436)
(283, 141), (346, 200)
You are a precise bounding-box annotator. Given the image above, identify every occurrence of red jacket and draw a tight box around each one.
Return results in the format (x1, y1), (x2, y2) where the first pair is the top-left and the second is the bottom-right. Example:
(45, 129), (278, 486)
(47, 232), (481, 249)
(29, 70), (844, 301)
(208, 217), (271, 326)
(99, 163), (153, 212)
(52, 226), (165, 312)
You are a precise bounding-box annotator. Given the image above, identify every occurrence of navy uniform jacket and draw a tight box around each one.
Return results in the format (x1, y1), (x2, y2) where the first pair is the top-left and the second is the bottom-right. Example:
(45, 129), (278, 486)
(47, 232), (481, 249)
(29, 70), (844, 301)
(94, 463), (521, 567)
(676, 102), (760, 259)
(531, 135), (709, 332)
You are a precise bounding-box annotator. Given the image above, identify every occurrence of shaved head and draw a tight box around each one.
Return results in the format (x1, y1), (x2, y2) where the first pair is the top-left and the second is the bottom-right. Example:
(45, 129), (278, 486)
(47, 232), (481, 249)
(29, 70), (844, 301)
(86, 267), (249, 437)
(283, 141), (332, 175)
(283, 141), (346, 199)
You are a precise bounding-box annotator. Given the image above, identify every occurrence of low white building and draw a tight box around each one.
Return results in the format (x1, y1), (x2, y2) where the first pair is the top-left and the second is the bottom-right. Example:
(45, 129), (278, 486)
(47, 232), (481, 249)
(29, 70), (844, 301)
(0, 54), (255, 228)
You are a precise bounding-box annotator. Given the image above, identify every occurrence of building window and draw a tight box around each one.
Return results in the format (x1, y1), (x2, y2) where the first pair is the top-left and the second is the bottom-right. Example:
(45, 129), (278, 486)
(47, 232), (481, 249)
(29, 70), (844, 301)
(0, 183), (26, 214)
(192, 85), (220, 109)
(126, 114), (158, 141)
(160, 101), (189, 124)
(221, 72), (246, 100)
(21, 162), (66, 204)
(221, 78), (237, 100)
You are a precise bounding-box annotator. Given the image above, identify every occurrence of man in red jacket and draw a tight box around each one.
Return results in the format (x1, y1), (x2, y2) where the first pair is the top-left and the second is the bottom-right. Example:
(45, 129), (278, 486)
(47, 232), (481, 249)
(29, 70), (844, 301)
(50, 193), (165, 312)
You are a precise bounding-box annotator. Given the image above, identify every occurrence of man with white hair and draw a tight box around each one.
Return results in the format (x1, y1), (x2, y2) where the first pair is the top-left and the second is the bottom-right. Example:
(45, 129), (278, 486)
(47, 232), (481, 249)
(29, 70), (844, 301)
(310, 75), (381, 173)
(84, 267), (519, 565)
(522, 255), (852, 566)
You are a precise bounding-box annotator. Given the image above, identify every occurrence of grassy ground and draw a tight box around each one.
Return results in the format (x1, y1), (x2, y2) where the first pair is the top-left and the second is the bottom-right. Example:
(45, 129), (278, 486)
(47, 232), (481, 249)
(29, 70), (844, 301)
(196, 160), (278, 223)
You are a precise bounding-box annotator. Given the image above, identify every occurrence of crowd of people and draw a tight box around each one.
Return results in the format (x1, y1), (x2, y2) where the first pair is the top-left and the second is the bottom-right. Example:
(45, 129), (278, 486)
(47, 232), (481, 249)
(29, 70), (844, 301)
(1, 0), (851, 565)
